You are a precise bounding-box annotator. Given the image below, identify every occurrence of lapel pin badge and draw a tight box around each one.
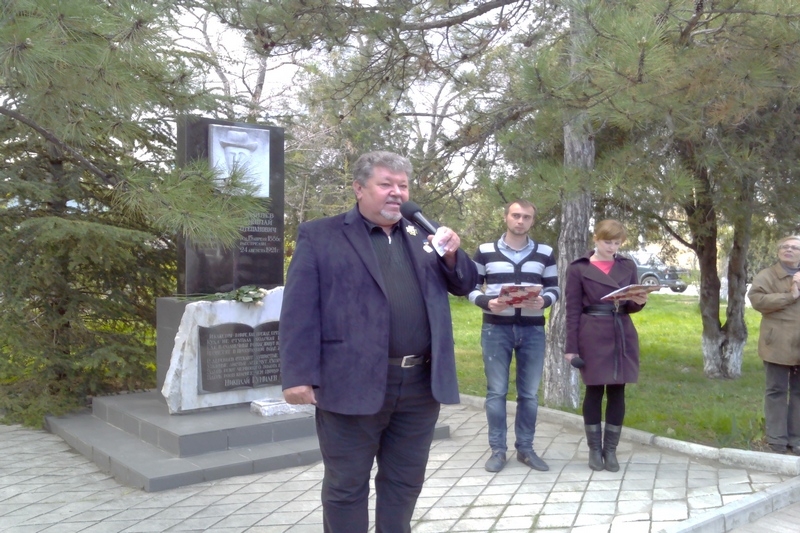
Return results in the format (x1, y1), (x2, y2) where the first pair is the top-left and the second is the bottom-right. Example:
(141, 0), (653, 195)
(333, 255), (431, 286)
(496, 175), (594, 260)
(406, 226), (418, 236)
(423, 243), (433, 254)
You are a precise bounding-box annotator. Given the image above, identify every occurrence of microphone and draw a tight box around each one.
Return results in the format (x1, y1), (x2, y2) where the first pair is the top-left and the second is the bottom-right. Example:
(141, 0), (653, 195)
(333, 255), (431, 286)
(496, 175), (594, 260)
(400, 201), (440, 235)
(570, 357), (585, 369)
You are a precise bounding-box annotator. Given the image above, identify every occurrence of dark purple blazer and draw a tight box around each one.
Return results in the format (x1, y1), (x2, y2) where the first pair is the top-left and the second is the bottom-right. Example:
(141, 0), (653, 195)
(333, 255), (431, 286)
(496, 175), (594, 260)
(564, 252), (645, 385)
(279, 205), (478, 415)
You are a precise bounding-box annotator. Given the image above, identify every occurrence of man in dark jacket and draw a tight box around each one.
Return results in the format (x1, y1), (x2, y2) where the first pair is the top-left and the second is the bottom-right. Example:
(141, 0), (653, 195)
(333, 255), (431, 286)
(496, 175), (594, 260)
(279, 151), (477, 533)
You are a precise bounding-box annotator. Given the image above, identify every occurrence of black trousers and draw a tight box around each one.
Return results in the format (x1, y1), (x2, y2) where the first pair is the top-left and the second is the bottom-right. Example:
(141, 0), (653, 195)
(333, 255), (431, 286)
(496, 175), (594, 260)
(764, 361), (800, 448)
(315, 363), (440, 533)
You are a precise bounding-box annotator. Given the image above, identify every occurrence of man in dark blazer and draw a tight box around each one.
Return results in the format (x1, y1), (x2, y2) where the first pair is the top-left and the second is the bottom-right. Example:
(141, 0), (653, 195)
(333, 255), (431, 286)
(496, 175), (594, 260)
(279, 151), (477, 533)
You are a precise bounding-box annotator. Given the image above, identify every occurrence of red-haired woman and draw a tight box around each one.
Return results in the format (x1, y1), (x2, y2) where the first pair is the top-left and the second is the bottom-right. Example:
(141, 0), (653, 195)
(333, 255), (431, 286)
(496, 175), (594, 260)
(564, 220), (648, 472)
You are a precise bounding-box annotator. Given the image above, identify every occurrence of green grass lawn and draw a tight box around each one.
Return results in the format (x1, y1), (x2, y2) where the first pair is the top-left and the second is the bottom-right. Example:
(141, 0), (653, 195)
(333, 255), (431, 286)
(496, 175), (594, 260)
(451, 292), (769, 450)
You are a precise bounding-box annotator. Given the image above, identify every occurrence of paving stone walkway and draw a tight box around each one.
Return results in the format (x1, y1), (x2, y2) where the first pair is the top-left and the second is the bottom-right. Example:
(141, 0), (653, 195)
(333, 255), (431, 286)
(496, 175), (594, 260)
(1, 400), (798, 532)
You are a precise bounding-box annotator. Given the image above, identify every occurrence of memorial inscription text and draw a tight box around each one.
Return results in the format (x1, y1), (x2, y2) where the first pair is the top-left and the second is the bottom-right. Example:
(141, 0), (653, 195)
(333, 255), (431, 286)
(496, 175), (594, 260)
(198, 322), (280, 393)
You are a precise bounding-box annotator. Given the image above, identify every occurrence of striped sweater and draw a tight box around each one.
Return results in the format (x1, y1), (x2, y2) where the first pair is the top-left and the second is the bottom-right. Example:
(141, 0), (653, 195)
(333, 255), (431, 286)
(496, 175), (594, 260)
(469, 239), (560, 325)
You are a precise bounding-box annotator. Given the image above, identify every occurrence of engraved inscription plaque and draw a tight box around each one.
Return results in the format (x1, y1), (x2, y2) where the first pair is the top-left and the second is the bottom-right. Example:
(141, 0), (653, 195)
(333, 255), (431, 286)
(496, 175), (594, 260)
(198, 322), (280, 393)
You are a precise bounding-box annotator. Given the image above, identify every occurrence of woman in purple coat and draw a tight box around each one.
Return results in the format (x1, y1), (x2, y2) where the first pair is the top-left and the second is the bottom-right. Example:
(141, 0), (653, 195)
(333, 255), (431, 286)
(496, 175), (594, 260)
(564, 220), (648, 472)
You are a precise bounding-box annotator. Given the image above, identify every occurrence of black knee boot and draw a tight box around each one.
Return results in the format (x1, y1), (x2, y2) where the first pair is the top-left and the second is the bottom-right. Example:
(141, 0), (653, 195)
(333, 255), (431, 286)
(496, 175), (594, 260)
(602, 424), (622, 472)
(584, 424), (604, 471)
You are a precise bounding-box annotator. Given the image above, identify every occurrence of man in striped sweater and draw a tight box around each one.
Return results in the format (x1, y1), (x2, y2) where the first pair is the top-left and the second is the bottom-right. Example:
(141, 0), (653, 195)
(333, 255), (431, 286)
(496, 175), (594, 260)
(469, 199), (560, 473)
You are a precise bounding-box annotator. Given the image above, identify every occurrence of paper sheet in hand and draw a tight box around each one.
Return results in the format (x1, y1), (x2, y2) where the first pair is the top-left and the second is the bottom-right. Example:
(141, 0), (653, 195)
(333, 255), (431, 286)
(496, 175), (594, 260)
(431, 227), (448, 256)
(600, 284), (663, 301)
(497, 285), (542, 305)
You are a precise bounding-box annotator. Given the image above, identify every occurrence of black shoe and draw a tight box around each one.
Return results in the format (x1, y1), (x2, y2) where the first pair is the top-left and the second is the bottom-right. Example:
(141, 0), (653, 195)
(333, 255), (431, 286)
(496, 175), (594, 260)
(770, 444), (788, 454)
(517, 450), (549, 471)
(485, 451), (507, 472)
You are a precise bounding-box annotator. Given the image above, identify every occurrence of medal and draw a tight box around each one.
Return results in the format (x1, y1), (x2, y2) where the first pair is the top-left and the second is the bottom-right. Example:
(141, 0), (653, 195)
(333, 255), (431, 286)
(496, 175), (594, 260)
(423, 243), (433, 254)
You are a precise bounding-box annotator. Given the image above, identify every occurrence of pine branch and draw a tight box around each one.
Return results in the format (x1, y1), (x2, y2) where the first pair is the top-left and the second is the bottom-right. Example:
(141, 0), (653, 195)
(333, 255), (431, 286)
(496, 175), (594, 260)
(398, 0), (524, 32)
(0, 106), (114, 185)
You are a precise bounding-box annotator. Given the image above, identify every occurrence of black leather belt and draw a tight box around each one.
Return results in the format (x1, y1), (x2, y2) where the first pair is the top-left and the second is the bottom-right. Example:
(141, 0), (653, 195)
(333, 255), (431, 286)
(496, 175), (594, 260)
(388, 355), (430, 368)
(583, 304), (629, 316)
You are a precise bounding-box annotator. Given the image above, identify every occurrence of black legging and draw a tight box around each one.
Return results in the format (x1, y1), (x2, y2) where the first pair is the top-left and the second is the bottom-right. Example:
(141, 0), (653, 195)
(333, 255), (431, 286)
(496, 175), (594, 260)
(583, 384), (626, 426)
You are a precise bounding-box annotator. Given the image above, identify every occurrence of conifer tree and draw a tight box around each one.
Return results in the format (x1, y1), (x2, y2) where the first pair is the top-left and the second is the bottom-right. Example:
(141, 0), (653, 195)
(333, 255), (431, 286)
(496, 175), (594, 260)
(0, 0), (264, 425)
(516, 0), (800, 378)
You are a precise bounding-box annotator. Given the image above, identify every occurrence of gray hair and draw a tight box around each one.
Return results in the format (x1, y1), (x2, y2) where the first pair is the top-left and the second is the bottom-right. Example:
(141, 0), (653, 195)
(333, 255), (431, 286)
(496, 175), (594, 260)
(352, 151), (413, 186)
(777, 235), (800, 248)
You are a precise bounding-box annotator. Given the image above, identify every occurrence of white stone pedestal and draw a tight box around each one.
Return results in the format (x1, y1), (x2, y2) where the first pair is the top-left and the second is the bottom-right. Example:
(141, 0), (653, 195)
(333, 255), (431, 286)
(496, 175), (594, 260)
(161, 287), (285, 414)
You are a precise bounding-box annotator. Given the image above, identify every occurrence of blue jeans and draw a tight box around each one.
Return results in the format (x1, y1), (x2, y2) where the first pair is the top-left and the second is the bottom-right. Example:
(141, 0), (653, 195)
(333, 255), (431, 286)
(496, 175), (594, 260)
(481, 323), (546, 453)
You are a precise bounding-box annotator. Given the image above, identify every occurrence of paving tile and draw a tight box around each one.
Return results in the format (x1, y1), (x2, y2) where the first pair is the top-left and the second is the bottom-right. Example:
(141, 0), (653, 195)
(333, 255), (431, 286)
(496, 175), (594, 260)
(580, 501), (618, 514)
(547, 490), (583, 503)
(536, 512), (576, 528)
(654, 486), (687, 500)
(652, 499), (689, 521)
(450, 517), (496, 531)
(574, 513), (613, 527)
(688, 492), (724, 509)
(461, 504), (504, 519)
(584, 489), (620, 502)
(494, 514), (536, 529)
(420, 505), (467, 520)
(2, 402), (798, 533)
(501, 504), (544, 517)
(411, 518), (457, 532)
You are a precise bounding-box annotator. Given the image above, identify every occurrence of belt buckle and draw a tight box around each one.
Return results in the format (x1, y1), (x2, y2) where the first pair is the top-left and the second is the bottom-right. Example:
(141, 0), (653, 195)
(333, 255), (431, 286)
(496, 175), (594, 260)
(401, 355), (416, 368)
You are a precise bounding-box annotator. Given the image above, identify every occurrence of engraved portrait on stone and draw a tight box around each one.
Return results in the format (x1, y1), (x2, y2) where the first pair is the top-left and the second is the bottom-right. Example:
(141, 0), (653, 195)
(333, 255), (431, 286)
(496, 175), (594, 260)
(209, 125), (271, 197)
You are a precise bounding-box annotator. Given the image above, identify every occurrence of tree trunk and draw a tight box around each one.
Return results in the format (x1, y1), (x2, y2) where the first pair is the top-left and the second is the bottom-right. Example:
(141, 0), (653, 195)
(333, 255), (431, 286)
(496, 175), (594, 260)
(720, 173), (755, 378)
(543, 181), (590, 408)
(543, 2), (595, 409)
(681, 153), (750, 379)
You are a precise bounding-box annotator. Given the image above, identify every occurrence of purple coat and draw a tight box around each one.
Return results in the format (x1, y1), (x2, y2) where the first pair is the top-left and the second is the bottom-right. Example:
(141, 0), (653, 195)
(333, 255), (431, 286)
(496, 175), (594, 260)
(565, 253), (645, 385)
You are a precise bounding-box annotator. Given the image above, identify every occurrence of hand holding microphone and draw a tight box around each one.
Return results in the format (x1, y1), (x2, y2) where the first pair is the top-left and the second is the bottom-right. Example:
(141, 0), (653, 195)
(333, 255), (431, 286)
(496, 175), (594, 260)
(400, 201), (459, 254)
(400, 201), (462, 265)
(565, 353), (585, 369)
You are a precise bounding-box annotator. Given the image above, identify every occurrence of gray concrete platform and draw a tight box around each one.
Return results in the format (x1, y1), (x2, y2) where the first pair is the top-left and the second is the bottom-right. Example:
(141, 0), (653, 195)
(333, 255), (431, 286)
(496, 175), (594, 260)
(0, 396), (797, 532)
(44, 391), (321, 492)
(44, 391), (449, 493)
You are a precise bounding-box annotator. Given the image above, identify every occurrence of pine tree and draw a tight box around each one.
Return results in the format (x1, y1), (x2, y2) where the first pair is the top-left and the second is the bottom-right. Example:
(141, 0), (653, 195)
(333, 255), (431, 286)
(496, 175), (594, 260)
(0, 0), (264, 425)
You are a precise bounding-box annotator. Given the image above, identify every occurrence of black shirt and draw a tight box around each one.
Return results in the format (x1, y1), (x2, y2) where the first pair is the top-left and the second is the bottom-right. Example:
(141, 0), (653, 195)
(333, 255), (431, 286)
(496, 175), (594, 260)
(364, 218), (432, 358)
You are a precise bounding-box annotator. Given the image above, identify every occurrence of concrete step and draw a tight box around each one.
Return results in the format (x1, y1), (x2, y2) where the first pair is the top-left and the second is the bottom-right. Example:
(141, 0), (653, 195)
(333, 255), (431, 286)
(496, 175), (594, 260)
(46, 409), (321, 492)
(87, 390), (315, 457)
(46, 390), (450, 492)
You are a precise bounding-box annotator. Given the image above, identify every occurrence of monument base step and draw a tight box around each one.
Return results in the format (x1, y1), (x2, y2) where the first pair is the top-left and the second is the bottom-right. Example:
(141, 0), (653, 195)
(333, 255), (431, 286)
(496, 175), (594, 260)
(45, 390), (450, 492)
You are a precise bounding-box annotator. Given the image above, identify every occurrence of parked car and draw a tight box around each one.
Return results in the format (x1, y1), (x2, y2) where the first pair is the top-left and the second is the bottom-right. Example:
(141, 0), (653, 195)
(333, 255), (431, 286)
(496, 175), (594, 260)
(623, 251), (688, 293)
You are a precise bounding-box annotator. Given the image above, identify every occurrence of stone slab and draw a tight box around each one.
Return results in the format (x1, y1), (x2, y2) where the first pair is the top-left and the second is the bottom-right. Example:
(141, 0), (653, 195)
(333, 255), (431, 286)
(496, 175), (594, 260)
(161, 287), (285, 414)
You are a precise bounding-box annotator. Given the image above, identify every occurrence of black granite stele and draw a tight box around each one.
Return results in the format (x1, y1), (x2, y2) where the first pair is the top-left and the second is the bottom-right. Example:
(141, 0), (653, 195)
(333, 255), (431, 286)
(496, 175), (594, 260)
(176, 116), (285, 295)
